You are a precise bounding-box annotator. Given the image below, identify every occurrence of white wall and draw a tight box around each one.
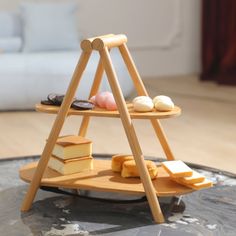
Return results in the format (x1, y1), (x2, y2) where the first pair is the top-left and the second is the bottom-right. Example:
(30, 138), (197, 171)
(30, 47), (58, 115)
(0, 0), (201, 77)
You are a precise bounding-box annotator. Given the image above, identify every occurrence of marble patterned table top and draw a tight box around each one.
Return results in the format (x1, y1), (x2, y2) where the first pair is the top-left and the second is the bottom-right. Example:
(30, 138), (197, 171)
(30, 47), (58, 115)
(0, 156), (236, 236)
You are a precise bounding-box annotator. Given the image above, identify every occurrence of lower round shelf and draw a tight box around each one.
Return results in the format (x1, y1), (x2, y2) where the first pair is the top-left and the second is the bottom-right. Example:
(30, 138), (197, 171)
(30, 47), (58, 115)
(19, 159), (194, 197)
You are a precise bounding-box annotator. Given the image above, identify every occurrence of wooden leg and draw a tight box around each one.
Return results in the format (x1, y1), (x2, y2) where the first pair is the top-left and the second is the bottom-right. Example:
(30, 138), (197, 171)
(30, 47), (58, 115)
(21, 51), (92, 211)
(78, 58), (104, 137)
(99, 47), (164, 223)
(118, 43), (148, 95)
(78, 116), (90, 138)
(119, 43), (175, 161)
(151, 119), (175, 160)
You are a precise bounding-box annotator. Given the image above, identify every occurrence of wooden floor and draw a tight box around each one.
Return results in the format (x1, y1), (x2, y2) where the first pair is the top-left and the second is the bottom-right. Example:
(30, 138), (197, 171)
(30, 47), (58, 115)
(1, 75), (236, 173)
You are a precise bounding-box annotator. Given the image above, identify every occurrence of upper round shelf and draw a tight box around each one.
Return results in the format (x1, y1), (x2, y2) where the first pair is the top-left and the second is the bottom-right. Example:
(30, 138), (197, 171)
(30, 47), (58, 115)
(35, 103), (181, 119)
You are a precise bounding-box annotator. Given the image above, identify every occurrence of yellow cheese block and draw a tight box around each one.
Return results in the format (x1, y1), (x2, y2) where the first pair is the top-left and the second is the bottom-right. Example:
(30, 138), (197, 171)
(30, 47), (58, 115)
(48, 155), (93, 175)
(178, 170), (205, 184)
(52, 135), (92, 160)
(162, 160), (193, 178)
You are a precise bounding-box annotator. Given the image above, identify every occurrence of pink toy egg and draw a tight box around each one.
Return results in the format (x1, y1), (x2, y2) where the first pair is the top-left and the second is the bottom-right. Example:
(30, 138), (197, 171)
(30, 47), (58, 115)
(105, 95), (117, 111)
(90, 95), (96, 105)
(95, 91), (112, 108)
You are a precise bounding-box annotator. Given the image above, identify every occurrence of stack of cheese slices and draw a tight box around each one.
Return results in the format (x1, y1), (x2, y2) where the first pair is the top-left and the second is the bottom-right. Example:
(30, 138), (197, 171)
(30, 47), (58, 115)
(48, 135), (93, 175)
(161, 160), (213, 190)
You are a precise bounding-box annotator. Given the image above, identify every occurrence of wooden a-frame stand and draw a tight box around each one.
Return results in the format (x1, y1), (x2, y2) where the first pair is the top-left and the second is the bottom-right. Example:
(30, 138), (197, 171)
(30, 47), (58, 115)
(20, 34), (186, 223)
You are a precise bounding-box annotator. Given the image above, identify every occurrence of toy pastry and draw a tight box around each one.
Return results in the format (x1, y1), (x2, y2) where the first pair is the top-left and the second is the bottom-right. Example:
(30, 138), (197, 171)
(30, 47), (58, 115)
(41, 99), (55, 106)
(132, 96), (154, 112)
(48, 156), (93, 175)
(41, 93), (77, 106)
(71, 100), (95, 110)
(153, 95), (174, 111)
(95, 91), (112, 108)
(52, 135), (92, 159)
(111, 154), (134, 172)
(90, 95), (96, 105)
(105, 95), (117, 111)
(92, 91), (117, 110)
(121, 160), (158, 179)
(48, 93), (65, 105)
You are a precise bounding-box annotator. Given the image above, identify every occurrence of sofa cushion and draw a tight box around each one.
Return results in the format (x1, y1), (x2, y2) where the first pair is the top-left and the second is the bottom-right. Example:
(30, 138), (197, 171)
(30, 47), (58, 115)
(0, 37), (22, 52)
(0, 12), (21, 37)
(0, 49), (133, 110)
(20, 2), (79, 52)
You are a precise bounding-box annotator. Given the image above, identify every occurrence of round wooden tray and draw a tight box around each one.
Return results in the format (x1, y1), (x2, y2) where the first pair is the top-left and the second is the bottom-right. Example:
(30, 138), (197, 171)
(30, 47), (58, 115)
(20, 159), (193, 197)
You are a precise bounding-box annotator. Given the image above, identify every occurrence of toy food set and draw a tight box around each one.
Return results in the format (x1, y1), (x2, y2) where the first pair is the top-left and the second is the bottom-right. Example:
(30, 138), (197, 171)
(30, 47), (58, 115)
(19, 34), (212, 224)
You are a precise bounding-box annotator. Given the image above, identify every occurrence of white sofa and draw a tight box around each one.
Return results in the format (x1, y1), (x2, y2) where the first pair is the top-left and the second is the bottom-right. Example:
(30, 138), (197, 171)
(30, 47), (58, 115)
(0, 6), (133, 110)
(0, 49), (133, 110)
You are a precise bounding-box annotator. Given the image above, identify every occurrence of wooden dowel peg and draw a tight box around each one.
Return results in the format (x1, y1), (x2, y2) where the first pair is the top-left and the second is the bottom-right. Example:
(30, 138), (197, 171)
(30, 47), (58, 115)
(92, 34), (127, 50)
(81, 34), (114, 51)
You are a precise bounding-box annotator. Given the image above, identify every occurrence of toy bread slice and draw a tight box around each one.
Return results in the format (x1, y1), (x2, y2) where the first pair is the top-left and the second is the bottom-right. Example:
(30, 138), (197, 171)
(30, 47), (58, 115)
(178, 170), (205, 184)
(174, 178), (213, 190)
(189, 179), (213, 190)
(162, 160), (193, 178)
(121, 160), (158, 180)
(111, 154), (134, 172)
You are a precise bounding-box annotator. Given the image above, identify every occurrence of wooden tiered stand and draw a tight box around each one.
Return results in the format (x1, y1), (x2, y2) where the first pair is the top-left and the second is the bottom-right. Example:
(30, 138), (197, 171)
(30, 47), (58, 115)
(19, 34), (193, 223)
